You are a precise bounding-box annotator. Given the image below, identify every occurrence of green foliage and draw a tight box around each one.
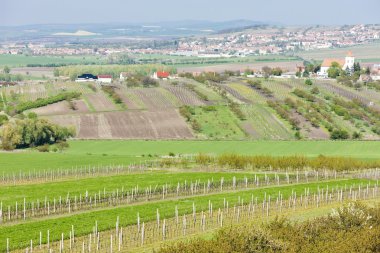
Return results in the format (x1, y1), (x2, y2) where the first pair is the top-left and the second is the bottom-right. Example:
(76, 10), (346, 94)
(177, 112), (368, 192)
(191, 119), (202, 132)
(305, 79), (313, 85)
(87, 83), (97, 92)
(311, 87), (319, 94)
(9, 92), (81, 114)
(268, 100), (300, 130)
(271, 67), (283, 76)
(159, 225), (283, 253)
(3, 66), (10, 74)
(56, 64), (174, 80)
(247, 79), (273, 97)
(200, 153), (380, 171)
(185, 83), (209, 101)
(229, 102), (246, 120)
(328, 66), (342, 78)
(142, 77), (159, 87)
(179, 105), (194, 121)
(293, 88), (316, 102)
(0, 115), (8, 126)
(0, 117), (75, 150)
(101, 86), (123, 105)
(179, 72), (228, 84)
(330, 129), (350, 140)
(36, 144), (50, 152)
(159, 202), (380, 253)
(27, 112), (38, 119)
(202, 105), (217, 112)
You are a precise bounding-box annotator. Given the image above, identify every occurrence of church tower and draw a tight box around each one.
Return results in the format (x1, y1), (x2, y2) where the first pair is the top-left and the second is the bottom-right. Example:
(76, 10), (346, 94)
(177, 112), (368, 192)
(344, 51), (355, 71)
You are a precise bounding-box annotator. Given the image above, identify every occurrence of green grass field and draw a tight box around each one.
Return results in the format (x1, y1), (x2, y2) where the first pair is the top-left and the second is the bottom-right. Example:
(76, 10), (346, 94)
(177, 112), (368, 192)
(1, 140), (380, 173)
(0, 54), (105, 67)
(191, 106), (247, 139)
(0, 178), (370, 250)
(0, 152), (144, 173)
(66, 140), (380, 158)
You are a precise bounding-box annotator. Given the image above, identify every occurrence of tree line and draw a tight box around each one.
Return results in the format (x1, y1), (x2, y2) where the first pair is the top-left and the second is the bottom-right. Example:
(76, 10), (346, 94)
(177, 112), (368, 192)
(194, 153), (380, 171)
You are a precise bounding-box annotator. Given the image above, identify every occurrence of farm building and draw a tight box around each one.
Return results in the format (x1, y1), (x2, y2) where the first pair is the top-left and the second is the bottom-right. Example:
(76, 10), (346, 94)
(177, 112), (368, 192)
(76, 74), (98, 82)
(152, 71), (170, 80)
(317, 51), (355, 78)
(98, 75), (112, 83)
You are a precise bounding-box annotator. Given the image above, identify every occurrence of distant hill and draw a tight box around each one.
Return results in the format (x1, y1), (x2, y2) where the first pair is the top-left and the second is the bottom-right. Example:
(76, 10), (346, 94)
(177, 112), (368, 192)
(0, 20), (266, 42)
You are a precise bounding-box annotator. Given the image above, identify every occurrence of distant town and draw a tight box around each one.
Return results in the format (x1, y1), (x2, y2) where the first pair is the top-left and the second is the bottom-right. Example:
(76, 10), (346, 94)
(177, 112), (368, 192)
(1, 24), (379, 57)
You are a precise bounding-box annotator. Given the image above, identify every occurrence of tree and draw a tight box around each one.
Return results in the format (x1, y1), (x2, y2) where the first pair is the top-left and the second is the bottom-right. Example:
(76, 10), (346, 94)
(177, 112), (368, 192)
(354, 62), (361, 72)
(330, 129), (350, 140)
(53, 68), (60, 77)
(0, 117), (75, 150)
(271, 67), (283, 76)
(262, 66), (272, 78)
(305, 79), (313, 85)
(3, 66), (10, 74)
(328, 67), (341, 78)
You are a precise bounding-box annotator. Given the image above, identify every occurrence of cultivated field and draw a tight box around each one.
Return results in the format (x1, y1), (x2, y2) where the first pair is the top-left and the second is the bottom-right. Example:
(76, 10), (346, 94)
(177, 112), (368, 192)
(46, 110), (193, 139)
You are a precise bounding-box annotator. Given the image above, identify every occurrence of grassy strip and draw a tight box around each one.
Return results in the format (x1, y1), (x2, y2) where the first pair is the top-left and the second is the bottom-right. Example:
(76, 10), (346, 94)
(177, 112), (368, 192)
(0, 153), (145, 173)
(0, 178), (372, 250)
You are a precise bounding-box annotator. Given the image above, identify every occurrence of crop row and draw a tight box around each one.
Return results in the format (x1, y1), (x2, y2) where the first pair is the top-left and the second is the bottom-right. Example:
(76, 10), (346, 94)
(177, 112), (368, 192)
(0, 170), (345, 223)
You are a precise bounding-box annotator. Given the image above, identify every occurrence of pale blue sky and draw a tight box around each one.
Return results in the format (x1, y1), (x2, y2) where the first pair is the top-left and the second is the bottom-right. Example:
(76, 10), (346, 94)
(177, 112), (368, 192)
(2, 0), (380, 26)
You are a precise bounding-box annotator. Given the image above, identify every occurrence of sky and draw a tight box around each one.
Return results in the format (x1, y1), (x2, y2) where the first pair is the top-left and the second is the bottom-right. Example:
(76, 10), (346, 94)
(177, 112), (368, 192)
(2, 0), (380, 26)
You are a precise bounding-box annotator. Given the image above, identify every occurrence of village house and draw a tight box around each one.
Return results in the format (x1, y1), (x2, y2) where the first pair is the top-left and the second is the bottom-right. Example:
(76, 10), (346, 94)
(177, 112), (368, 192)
(152, 71), (170, 80)
(370, 64), (380, 81)
(317, 51), (355, 78)
(97, 75), (112, 84)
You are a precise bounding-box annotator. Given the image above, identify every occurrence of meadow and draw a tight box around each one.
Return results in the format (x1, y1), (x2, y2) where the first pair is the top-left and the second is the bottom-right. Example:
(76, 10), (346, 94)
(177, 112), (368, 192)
(66, 140), (380, 159)
(1, 140), (380, 173)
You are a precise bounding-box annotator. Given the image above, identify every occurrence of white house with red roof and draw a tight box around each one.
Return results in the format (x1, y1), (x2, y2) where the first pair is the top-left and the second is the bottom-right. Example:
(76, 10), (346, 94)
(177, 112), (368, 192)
(317, 51), (355, 78)
(97, 75), (112, 83)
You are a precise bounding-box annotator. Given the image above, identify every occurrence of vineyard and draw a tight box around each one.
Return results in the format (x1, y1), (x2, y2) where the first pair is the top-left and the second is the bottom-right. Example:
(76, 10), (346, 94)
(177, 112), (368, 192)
(0, 161), (378, 252)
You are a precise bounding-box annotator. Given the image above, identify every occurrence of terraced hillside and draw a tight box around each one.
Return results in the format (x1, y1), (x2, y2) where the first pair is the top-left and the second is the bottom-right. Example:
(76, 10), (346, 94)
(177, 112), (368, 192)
(1, 76), (380, 140)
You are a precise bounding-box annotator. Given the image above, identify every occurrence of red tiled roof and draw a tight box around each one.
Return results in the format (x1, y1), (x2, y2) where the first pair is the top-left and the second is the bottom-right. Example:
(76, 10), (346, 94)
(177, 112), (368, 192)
(157, 71), (170, 78)
(98, 75), (112, 78)
(321, 59), (345, 68)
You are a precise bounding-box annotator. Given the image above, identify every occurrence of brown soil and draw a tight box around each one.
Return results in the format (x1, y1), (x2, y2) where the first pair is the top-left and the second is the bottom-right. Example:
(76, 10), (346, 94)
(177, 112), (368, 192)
(46, 109), (194, 139)
(86, 93), (118, 111)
